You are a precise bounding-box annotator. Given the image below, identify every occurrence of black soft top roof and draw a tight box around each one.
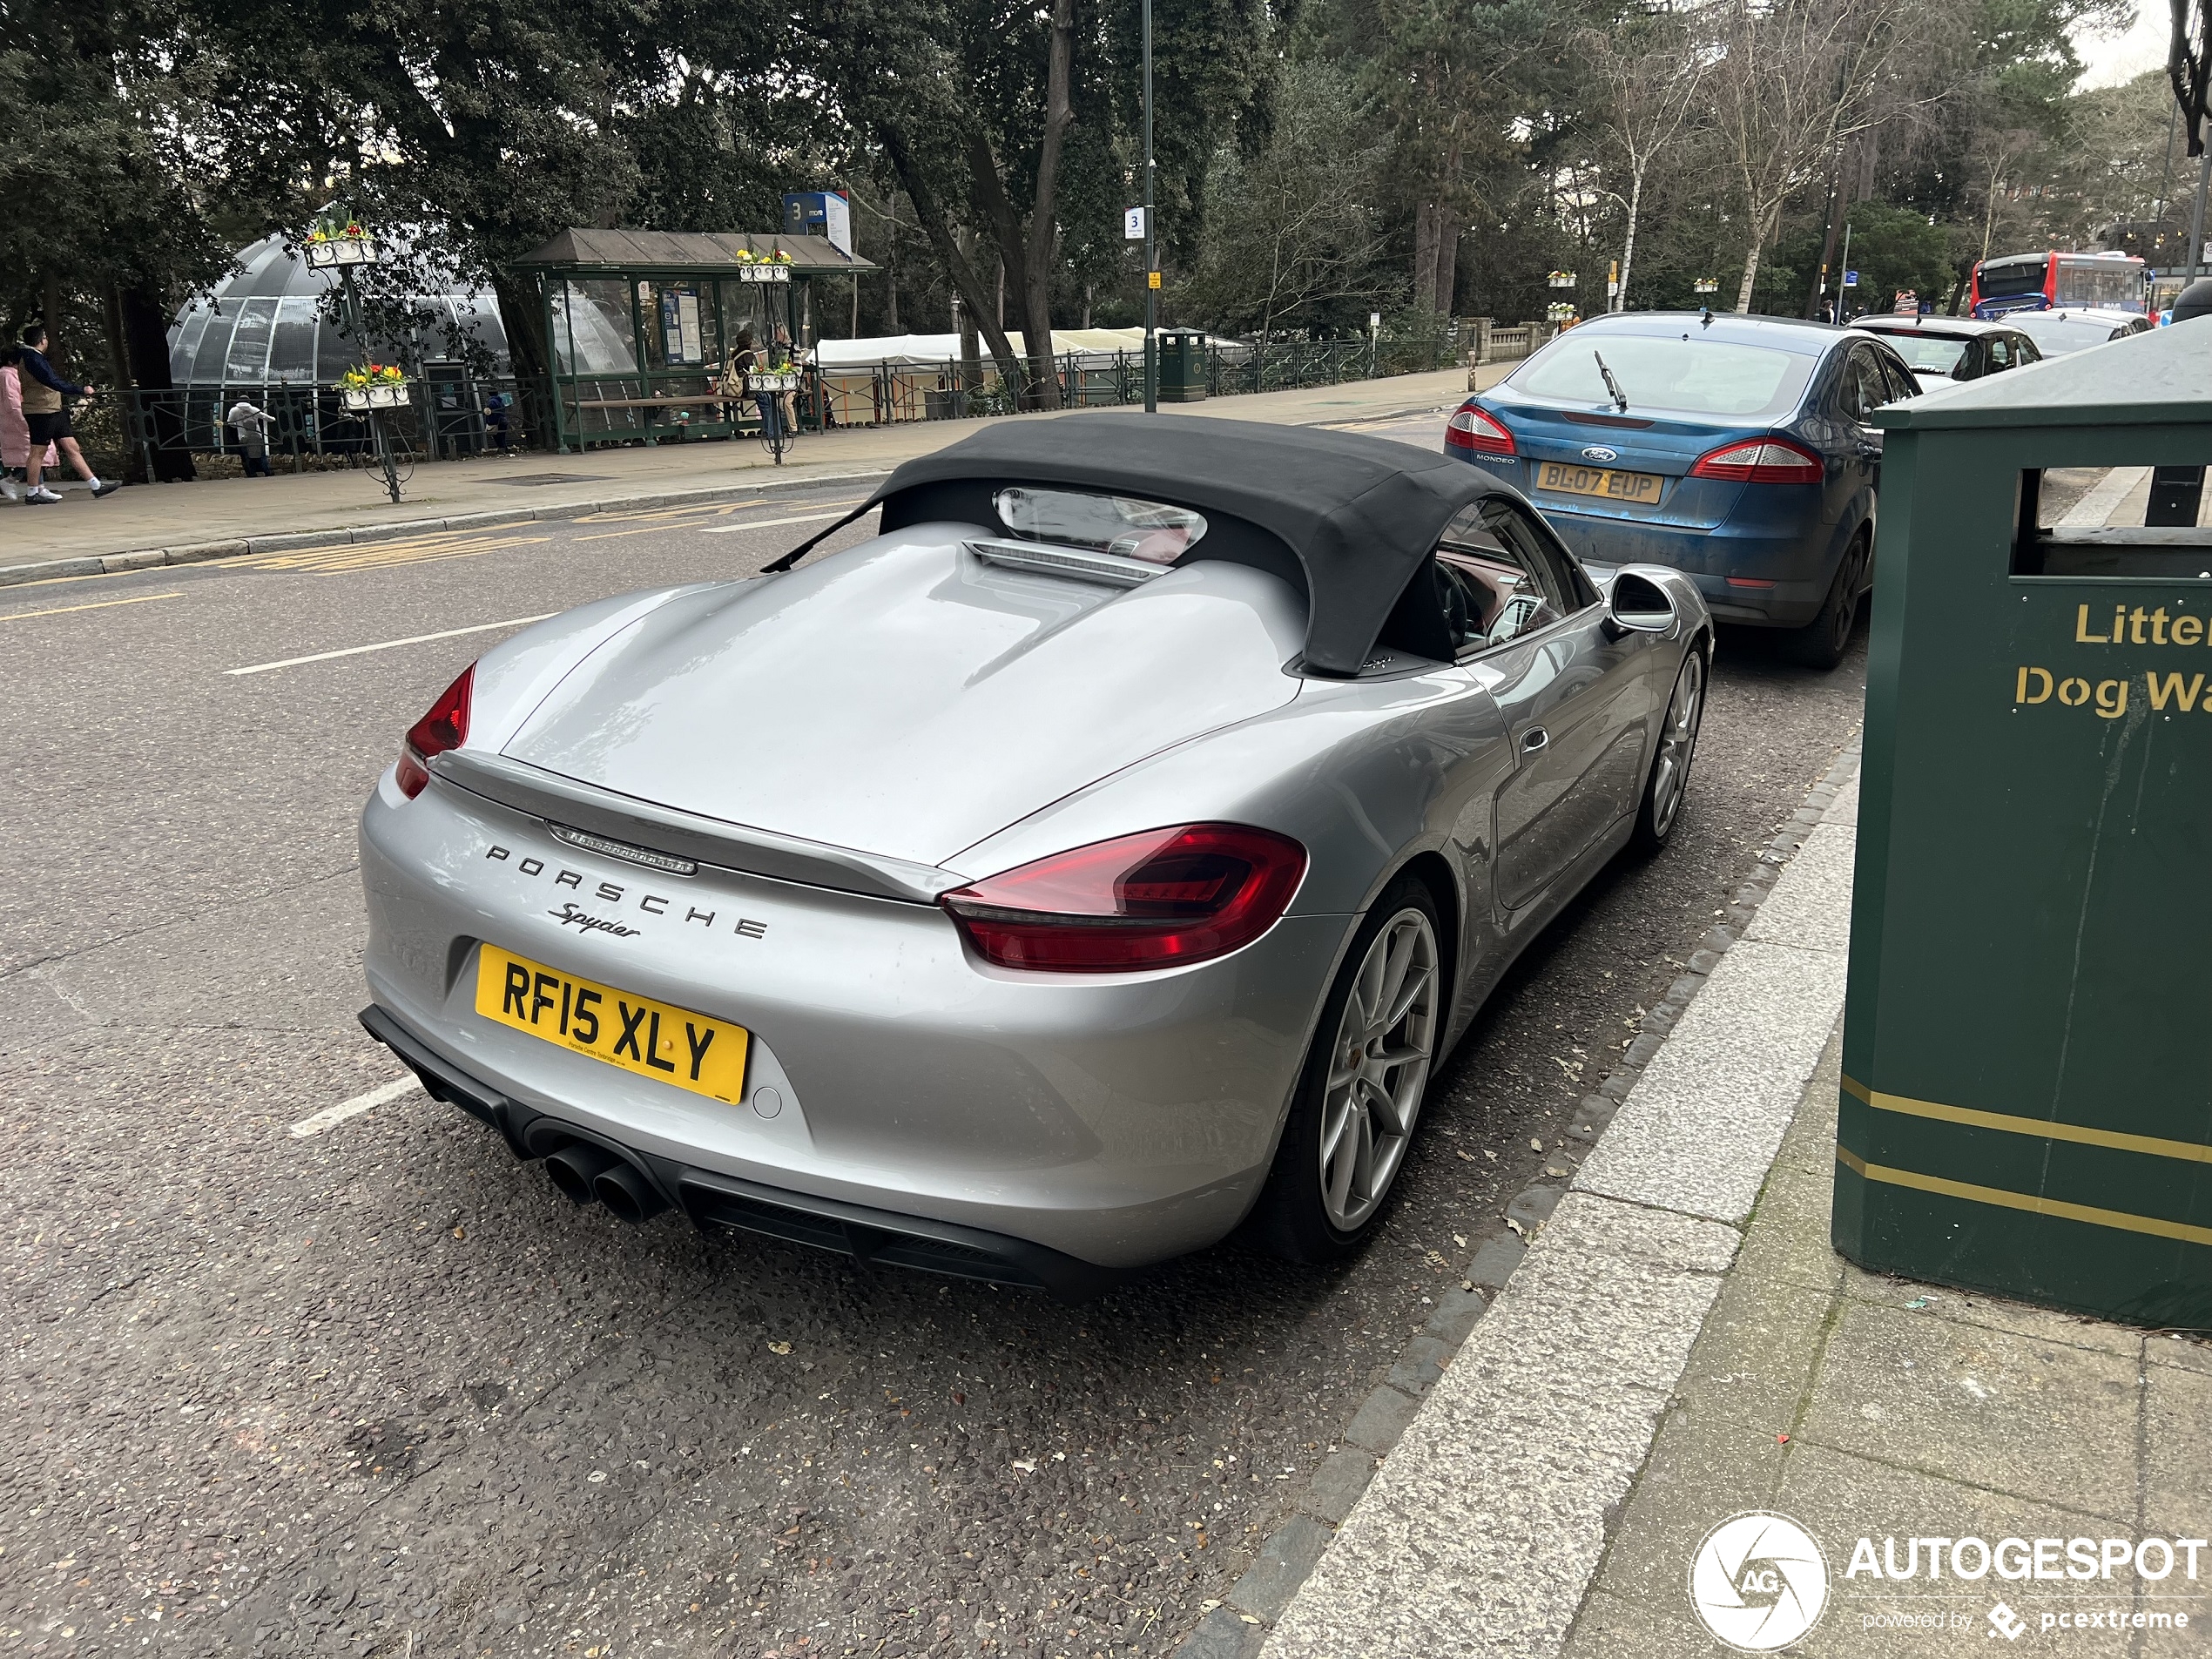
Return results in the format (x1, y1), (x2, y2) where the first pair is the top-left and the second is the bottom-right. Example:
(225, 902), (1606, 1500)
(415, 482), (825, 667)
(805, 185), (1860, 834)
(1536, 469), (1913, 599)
(770, 413), (1487, 676)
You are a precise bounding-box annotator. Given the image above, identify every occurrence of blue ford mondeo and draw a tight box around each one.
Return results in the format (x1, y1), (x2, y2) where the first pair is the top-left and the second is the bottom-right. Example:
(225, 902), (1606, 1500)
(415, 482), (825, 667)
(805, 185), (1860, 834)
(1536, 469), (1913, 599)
(1447, 312), (1916, 667)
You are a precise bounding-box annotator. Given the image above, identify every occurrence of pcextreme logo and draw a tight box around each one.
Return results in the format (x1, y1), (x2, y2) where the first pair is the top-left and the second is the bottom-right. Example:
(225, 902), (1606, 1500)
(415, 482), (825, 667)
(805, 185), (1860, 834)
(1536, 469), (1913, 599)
(1689, 1512), (1831, 1651)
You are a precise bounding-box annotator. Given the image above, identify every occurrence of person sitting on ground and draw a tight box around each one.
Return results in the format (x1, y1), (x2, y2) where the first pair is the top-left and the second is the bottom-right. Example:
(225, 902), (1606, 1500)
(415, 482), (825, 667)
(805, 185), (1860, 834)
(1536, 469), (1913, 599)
(227, 395), (276, 477)
(15, 323), (119, 503)
(483, 389), (514, 455)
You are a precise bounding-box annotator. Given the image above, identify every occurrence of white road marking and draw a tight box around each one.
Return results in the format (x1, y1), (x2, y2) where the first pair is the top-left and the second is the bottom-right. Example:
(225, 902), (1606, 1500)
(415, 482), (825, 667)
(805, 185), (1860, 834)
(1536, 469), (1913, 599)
(290, 1075), (421, 1138)
(226, 613), (557, 676)
(0, 591), (182, 624)
(697, 509), (871, 535)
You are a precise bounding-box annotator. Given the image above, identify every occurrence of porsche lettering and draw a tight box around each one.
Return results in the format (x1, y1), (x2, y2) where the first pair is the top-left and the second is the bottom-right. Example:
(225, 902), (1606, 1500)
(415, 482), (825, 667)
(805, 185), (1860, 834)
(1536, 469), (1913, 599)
(484, 845), (768, 939)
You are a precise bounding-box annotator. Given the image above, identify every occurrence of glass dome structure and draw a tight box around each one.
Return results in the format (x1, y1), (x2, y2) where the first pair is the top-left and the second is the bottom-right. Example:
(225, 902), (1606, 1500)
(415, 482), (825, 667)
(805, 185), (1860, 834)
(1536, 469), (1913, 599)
(167, 233), (512, 386)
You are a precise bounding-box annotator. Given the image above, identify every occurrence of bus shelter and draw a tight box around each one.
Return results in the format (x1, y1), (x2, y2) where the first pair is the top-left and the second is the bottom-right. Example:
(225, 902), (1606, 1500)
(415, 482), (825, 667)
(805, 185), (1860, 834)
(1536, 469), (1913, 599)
(512, 229), (873, 452)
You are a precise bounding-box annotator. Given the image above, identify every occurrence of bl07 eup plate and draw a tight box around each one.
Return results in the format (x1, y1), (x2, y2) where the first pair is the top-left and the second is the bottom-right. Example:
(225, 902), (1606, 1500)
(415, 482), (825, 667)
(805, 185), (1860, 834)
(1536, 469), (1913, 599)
(474, 943), (750, 1103)
(1536, 461), (1663, 505)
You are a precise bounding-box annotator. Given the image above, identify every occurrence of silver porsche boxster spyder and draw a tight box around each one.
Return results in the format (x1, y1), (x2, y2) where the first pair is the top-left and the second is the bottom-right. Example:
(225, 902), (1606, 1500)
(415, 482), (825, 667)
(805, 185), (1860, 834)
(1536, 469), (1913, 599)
(358, 415), (1710, 1298)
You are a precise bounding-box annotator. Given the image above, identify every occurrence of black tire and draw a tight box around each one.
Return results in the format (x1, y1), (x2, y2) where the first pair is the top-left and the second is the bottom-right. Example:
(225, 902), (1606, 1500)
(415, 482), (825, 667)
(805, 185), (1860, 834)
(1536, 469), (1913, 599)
(1249, 873), (1444, 1264)
(1630, 645), (1705, 855)
(1783, 531), (1868, 670)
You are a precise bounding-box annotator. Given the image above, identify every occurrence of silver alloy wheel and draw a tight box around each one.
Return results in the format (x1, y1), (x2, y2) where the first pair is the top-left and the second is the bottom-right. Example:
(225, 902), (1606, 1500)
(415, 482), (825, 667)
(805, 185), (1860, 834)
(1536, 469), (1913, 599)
(1318, 908), (1440, 1232)
(1649, 651), (1704, 840)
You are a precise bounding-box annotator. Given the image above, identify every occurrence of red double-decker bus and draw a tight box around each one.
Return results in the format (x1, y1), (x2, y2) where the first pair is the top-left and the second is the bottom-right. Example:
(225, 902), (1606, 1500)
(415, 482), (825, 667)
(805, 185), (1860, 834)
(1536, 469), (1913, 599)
(1969, 251), (2147, 318)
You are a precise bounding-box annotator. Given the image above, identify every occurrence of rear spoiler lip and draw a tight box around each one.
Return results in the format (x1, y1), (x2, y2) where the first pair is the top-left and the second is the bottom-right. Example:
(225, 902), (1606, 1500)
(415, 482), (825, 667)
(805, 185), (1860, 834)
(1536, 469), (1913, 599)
(430, 748), (967, 904)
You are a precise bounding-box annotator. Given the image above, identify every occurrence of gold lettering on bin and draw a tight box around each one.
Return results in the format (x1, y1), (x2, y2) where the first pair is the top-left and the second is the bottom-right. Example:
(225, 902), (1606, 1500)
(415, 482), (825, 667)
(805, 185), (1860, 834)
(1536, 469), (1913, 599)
(2057, 677), (2092, 706)
(2076, 604), (2108, 644)
(2147, 671), (2205, 712)
(2016, 666), (2054, 705)
(2094, 678), (2128, 718)
(2175, 615), (2205, 646)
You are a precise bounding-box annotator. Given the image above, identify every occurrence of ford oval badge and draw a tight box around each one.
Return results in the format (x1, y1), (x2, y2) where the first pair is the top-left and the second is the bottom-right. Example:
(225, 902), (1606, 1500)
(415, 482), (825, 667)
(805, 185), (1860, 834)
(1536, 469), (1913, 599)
(1581, 445), (1619, 462)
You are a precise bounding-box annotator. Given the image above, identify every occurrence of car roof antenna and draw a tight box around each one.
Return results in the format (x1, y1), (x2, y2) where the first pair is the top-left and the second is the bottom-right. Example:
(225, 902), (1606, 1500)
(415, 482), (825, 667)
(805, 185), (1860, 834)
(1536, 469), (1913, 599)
(1592, 351), (1629, 414)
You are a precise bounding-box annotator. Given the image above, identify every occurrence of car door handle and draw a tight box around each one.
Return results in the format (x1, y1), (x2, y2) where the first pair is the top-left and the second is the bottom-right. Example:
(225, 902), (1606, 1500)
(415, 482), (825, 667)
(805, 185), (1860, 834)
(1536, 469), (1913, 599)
(1521, 726), (1549, 752)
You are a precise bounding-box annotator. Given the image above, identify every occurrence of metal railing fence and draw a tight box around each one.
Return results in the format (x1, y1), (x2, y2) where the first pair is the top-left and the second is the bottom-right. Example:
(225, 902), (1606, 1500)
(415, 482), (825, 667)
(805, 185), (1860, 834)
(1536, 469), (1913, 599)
(103, 326), (1533, 469)
(112, 372), (543, 476)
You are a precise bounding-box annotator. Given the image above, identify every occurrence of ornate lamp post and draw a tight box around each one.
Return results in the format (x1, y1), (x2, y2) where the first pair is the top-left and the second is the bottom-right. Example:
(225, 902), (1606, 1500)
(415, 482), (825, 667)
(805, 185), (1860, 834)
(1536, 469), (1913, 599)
(305, 214), (405, 505)
(737, 252), (799, 465)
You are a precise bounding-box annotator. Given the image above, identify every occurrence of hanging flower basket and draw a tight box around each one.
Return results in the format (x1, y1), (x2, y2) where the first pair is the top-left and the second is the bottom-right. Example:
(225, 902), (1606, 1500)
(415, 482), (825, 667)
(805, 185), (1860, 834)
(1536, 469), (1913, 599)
(305, 218), (379, 269)
(340, 383), (411, 410)
(337, 363), (408, 408)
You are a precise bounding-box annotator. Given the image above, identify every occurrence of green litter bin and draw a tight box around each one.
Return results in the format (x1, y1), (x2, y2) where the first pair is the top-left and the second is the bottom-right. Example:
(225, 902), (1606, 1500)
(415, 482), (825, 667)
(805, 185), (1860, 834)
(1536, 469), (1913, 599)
(1157, 329), (1209, 402)
(1836, 321), (2212, 1327)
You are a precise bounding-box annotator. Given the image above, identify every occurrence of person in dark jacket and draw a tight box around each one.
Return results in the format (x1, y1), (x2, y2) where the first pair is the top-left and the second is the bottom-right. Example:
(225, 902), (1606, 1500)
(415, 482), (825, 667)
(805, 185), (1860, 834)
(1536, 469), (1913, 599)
(16, 324), (118, 502)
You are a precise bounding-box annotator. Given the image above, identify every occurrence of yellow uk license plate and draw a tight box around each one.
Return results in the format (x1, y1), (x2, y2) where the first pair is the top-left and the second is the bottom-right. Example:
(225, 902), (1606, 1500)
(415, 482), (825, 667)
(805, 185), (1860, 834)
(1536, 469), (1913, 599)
(474, 943), (750, 1104)
(1536, 462), (1664, 505)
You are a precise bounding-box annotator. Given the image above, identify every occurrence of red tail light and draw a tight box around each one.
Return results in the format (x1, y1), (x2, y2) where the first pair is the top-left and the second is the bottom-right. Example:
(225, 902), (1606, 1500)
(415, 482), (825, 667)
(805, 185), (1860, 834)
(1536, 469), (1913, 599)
(1446, 405), (1517, 456)
(1688, 437), (1824, 484)
(395, 664), (474, 799)
(940, 823), (1308, 972)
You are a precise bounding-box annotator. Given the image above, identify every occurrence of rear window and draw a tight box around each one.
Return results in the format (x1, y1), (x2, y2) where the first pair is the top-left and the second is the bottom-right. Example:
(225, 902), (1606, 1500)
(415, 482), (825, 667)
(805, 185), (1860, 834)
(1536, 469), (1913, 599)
(2012, 316), (2125, 354)
(1977, 260), (2048, 300)
(1509, 334), (1813, 419)
(994, 486), (1207, 563)
(1876, 334), (1969, 374)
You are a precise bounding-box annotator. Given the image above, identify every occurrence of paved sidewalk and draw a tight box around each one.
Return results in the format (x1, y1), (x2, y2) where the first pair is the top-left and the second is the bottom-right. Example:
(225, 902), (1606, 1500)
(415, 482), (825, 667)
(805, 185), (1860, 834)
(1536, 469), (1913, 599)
(0, 366), (1487, 584)
(1250, 752), (2212, 1657)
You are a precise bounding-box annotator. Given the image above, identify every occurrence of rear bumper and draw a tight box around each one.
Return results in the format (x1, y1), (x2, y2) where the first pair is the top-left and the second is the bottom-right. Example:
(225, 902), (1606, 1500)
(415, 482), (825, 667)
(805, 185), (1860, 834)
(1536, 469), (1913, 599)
(1531, 505), (1839, 628)
(361, 1003), (1123, 1301)
(360, 765), (1344, 1271)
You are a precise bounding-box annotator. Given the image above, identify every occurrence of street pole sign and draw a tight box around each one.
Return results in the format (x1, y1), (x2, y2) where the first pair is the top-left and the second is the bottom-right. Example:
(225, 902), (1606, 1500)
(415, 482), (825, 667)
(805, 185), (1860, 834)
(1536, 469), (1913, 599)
(1142, 0), (1157, 415)
(1123, 206), (1145, 240)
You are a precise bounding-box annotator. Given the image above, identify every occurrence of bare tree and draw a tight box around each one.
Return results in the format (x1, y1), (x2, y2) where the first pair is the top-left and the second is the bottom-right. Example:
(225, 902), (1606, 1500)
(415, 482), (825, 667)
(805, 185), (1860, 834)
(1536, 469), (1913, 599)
(1583, 9), (1711, 313)
(1184, 63), (1393, 336)
(1706, 0), (1935, 312)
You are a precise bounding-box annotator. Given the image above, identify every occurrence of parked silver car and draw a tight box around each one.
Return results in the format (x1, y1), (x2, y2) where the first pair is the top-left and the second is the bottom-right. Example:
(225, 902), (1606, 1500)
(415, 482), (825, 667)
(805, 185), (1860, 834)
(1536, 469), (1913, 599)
(358, 416), (1712, 1297)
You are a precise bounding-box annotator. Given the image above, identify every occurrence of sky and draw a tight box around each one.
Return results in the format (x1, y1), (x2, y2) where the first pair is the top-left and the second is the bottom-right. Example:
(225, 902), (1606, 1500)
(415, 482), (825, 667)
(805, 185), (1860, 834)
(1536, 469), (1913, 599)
(2076, 5), (2170, 89)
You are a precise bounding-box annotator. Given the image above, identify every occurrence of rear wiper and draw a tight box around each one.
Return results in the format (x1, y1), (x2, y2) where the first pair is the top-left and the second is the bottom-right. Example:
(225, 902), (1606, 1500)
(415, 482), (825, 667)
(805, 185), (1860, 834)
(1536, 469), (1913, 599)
(1592, 351), (1629, 414)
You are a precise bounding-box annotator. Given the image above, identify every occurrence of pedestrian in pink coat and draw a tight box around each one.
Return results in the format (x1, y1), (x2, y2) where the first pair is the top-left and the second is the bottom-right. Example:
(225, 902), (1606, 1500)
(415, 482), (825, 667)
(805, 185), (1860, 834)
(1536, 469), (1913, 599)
(1, 350), (58, 503)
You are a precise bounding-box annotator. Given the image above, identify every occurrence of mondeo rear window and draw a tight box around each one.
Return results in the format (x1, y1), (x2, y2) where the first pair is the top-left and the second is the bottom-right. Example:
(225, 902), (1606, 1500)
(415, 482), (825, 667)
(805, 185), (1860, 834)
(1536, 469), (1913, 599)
(995, 487), (1207, 564)
(1512, 335), (1812, 419)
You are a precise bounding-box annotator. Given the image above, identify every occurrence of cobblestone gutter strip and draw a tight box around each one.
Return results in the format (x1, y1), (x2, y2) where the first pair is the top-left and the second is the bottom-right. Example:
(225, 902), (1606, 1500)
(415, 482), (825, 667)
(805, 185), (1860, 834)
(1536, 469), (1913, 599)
(0, 468), (896, 588)
(1169, 733), (1865, 1659)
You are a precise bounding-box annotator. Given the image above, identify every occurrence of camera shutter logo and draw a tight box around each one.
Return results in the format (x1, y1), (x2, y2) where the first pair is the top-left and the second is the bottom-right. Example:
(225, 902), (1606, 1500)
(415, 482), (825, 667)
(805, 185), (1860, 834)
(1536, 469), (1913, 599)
(1688, 1512), (1830, 1651)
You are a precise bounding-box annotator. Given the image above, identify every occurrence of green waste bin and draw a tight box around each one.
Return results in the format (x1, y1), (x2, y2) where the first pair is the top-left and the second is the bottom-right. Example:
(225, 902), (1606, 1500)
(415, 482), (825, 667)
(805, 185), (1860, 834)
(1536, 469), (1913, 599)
(1838, 322), (2212, 1327)
(1157, 329), (1209, 402)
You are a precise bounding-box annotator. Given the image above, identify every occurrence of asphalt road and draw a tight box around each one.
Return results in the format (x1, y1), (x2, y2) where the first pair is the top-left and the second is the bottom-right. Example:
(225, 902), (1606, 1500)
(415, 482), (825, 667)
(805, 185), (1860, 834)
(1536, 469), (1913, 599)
(0, 432), (1867, 1659)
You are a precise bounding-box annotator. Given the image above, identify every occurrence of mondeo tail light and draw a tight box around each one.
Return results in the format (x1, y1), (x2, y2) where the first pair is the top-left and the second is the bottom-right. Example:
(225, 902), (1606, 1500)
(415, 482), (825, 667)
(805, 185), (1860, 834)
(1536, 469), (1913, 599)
(1689, 437), (1824, 485)
(1445, 405), (1517, 456)
(395, 664), (474, 799)
(940, 824), (1308, 972)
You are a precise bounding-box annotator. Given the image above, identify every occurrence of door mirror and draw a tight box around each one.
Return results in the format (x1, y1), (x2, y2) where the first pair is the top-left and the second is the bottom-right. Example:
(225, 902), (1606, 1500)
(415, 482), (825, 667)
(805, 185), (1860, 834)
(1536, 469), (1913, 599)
(1605, 570), (1676, 635)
